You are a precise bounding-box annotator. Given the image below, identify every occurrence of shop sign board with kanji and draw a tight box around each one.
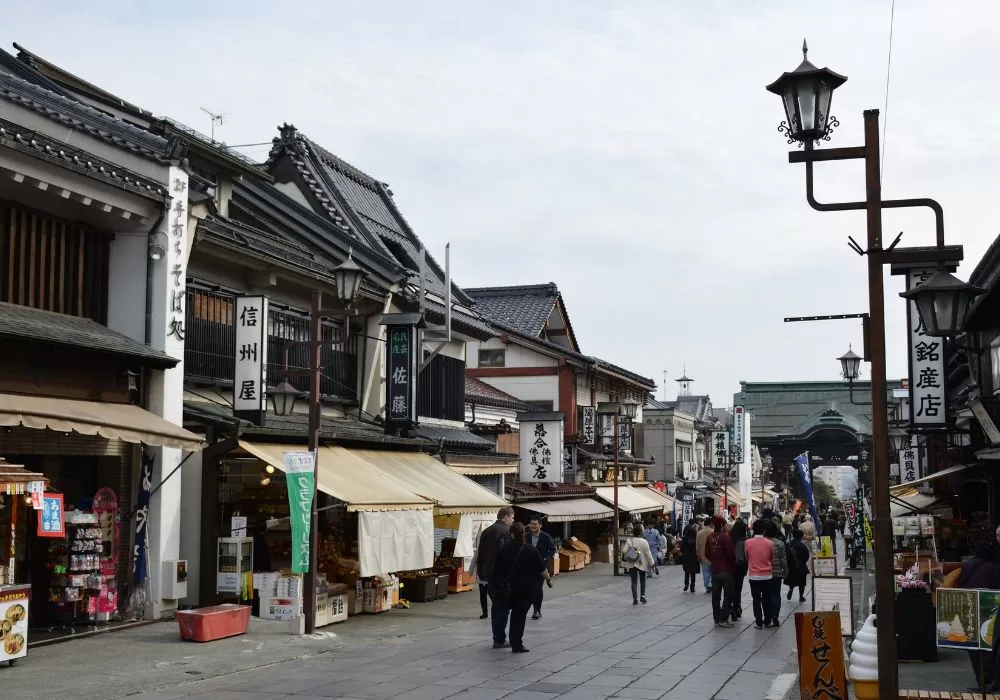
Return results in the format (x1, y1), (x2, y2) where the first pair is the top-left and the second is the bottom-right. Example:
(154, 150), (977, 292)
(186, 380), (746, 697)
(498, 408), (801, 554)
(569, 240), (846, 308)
(710, 430), (729, 473)
(380, 313), (423, 433)
(580, 406), (596, 445)
(899, 434), (923, 485)
(37, 493), (64, 538)
(618, 415), (631, 454)
(517, 411), (565, 483)
(731, 406), (745, 465)
(794, 611), (848, 700)
(906, 268), (947, 429)
(233, 296), (269, 423)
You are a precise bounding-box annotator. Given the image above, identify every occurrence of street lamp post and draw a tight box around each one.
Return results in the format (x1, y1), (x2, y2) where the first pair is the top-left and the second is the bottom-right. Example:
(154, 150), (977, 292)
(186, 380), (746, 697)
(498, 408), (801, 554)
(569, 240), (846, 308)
(598, 400), (639, 577)
(267, 252), (366, 634)
(767, 42), (980, 699)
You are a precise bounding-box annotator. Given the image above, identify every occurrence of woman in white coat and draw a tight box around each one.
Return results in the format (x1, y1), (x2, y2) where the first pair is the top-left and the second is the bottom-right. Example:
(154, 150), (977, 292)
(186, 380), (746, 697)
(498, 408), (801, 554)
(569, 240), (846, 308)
(622, 523), (659, 604)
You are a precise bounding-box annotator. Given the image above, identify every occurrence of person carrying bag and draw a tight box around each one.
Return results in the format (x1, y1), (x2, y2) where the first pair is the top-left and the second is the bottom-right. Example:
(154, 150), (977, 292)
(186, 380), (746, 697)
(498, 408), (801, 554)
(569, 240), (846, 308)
(622, 523), (658, 605)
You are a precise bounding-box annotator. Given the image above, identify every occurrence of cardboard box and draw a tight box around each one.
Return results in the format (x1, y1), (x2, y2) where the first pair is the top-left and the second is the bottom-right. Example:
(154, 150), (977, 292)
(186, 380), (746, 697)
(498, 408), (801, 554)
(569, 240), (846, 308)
(259, 596), (302, 621)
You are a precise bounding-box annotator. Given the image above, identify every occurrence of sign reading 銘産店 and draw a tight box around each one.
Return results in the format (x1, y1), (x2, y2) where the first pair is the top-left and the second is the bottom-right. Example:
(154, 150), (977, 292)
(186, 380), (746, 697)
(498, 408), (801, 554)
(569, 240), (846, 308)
(906, 269), (947, 429)
(380, 313), (424, 433)
(233, 296), (269, 425)
(517, 411), (565, 483)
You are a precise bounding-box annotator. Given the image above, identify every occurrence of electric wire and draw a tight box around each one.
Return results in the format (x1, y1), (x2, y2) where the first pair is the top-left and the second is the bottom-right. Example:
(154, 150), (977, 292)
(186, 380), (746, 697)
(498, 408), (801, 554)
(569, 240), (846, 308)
(881, 0), (897, 177)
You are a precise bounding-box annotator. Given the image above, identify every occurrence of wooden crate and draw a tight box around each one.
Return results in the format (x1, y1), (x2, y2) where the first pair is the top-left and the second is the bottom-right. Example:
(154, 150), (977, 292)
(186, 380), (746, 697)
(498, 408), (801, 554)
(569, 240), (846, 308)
(558, 549), (585, 572)
(567, 537), (592, 565)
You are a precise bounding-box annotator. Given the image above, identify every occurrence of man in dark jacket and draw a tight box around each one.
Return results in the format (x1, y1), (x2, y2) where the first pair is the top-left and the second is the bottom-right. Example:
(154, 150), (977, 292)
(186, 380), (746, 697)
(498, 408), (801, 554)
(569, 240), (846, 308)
(478, 507), (514, 648)
(527, 517), (556, 620)
(822, 513), (839, 555)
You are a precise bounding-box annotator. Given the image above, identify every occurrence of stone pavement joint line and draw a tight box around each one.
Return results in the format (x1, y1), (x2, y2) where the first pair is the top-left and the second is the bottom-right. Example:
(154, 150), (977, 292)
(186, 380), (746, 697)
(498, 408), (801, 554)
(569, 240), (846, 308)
(119, 565), (803, 700)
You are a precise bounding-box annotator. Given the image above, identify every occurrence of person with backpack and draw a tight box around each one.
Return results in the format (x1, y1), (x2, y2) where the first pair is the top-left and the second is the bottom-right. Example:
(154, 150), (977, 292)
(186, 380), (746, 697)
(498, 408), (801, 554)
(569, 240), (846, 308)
(622, 523), (658, 605)
(764, 519), (791, 627)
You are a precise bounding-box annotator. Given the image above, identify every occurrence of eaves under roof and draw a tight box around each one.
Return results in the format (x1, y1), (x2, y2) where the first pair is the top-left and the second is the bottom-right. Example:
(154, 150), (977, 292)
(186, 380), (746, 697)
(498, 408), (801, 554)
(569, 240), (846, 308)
(466, 375), (532, 412)
(0, 68), (171, 163)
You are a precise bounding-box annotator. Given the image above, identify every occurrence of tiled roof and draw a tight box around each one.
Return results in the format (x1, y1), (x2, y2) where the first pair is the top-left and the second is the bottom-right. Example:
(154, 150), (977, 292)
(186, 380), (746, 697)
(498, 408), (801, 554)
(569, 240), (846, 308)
(465, 375), (531, 412)
(183, 401), (431, 447)
(0, 70), (171, 163)
(0, 117), (168, 199)
(508, 481), (597, 501)
(0, 302), (177, 367)
(464, 284), (558, 338)
(415, 425), (494, 450)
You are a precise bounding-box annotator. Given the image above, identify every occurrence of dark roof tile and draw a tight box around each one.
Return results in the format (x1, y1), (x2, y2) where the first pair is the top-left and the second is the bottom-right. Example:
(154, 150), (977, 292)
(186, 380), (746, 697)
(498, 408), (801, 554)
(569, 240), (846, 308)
(415, 425), (493, 449)
(465, 284), (558, 338)
(0, 302), (176, 367)
(465, 375), (531, 411)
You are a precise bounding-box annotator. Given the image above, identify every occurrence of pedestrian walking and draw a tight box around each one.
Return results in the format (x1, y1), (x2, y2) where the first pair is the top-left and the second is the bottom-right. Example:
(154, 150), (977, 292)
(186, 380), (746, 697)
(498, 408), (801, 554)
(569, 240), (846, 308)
(799, 513), (817, 552)
(705, 516), (736, 627)
(478, 506), (514, 647)
(782, 510), (794, 540)
(681, 520), (700, 591)
(468, 526), (489, 619)
(490, 522), (547, 653)
(729, 518), (749, 622)
(526, 517), (556, 620)
(765, 519), (789, 627)
(696, 516), (713, 593)
(643, 522), (662, 564)
(822, 512), (839, 555)
(744, 518), (775, 629)
(622, 523), (658, 604)
(785, 529), (810, 602)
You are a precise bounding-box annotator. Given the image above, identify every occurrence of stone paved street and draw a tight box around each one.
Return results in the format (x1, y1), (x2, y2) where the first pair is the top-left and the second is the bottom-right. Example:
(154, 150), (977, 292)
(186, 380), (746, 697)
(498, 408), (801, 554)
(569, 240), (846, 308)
(117, 564), (800, 700)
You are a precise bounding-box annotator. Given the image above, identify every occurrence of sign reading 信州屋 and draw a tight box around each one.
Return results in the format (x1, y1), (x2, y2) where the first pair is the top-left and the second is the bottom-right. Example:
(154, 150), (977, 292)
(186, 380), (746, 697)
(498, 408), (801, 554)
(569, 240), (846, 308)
(233, 295), (269, 424)
(517, 411), (565, 484)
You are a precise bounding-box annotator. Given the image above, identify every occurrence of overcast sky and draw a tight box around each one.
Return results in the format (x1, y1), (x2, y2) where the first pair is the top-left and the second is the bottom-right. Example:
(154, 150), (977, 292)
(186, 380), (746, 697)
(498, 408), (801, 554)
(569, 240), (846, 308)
(11, 1), (999, 406)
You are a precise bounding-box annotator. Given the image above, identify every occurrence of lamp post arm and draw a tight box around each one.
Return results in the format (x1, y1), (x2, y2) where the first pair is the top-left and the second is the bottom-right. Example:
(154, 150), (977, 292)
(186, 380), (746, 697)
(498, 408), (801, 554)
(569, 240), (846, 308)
(798, 143), (946, 249)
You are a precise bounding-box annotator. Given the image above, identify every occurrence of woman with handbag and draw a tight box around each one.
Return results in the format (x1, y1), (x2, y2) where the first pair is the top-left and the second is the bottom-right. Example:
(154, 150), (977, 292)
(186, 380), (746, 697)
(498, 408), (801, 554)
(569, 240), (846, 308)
(490, 522), (547, 653)
(623, 523), (658, 605)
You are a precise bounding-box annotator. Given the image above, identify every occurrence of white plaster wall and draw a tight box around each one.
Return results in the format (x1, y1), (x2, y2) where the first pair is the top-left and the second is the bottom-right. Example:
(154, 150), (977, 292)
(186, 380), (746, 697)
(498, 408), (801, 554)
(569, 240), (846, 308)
(106, 232), (148, 343)
(482, 375), (558, 407)
(178, 450), (202, 606)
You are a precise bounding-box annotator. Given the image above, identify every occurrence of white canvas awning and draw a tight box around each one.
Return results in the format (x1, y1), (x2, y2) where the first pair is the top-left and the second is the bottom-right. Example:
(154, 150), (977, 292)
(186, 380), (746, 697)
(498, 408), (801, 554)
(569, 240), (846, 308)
(594, 486), (665, 514)
(889, 464), (975, 494)
(524, 498), (613, 523)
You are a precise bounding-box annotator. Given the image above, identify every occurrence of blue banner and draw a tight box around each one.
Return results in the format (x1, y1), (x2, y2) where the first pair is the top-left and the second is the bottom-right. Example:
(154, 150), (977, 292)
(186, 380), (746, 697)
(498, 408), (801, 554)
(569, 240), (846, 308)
(794, 453), (821, 532)
(133, 453), (153, 585)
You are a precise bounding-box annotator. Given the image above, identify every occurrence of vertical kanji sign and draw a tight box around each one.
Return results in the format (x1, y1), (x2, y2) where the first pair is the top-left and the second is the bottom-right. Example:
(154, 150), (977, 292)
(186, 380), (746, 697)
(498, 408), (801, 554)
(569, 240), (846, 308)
(233, 295), (269, 424)
(580, 406), (596, 445)
(906, 269), (947, 429)
(710, 430), (729, 474)
(517, 411), (565, 483)
(381, 313), (422, 432)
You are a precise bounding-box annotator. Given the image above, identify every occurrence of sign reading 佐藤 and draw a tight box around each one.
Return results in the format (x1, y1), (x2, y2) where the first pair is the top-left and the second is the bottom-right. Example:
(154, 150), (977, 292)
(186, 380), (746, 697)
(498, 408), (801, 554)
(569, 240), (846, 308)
(381, 314), (422, 432)
(907, 269), (947, 429)
(37, 493), (64, 538)
(517, 411), (565, 483)
(233, 295), (269, 422)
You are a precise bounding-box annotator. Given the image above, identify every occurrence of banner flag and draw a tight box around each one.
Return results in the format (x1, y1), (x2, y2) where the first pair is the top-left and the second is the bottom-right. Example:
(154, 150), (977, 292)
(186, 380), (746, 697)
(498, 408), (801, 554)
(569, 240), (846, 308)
(794, 453), (821, 532)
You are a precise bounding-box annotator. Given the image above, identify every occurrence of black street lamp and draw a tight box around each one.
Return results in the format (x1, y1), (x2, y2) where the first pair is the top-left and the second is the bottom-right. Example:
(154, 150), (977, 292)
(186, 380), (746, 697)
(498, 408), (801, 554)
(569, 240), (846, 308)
(837, 346), (869, 405)
(266, 249), (367, 634)
(768, 41), (966, 699)
(900, 269), (983, 338)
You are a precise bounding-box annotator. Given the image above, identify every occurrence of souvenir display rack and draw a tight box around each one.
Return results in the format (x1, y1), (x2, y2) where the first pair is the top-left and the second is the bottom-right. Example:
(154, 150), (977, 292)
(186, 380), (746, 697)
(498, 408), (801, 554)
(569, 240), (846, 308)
(50, 512), (104, 623)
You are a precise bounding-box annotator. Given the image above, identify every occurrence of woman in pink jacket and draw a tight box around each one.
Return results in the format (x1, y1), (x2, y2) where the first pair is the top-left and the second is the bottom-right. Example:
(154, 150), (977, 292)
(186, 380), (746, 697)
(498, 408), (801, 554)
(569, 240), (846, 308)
(744, 519), (775, 629)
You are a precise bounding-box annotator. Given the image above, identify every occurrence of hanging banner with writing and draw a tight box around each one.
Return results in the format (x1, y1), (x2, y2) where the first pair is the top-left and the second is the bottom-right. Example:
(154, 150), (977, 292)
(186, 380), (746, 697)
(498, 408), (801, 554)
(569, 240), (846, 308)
(580, 407), (596, 445)
(36, 493), (64, 538)
(233, 296), (269, 422)
(900, 435), (922, 485)
(710, 430), (729, 474)
(618, 415), (631, 454)
(907, 269), (947, 429)
(382, 317), (420, 431)
(517, 412), (565, 483)
(283, 451), (316, 574)
(731, 406), (745, 465)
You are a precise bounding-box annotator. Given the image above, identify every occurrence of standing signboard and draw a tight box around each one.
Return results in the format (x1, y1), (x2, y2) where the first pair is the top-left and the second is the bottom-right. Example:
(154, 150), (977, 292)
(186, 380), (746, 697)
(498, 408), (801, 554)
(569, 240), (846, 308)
(936, 588), (1000, 650)
(517, 412), (565, 483)
(233, 295), (269, 425)
(0, 586), (29, 664)
(381, 314), (423, 433)
(680, 490), (694, 527)
(906, 269), (947, 429)
(794, 611), (848, 699)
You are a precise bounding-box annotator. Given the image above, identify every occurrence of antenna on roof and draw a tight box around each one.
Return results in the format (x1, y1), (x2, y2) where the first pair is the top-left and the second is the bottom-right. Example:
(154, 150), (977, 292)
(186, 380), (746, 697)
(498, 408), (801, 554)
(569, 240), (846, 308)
(445, 243), (452, 343)
(419, 246), (427, 313)
(199, 107), (226, 142)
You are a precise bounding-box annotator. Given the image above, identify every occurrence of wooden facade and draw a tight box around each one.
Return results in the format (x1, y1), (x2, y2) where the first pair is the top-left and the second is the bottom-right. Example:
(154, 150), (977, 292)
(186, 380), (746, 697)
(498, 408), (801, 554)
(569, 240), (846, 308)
(0, 200), (110, 323)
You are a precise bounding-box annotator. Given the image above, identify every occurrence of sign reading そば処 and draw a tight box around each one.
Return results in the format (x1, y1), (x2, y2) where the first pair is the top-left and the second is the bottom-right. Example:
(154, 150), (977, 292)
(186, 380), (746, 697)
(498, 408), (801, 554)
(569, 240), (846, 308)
(233, 296), (269, 424)
(517, 411), (565, 483)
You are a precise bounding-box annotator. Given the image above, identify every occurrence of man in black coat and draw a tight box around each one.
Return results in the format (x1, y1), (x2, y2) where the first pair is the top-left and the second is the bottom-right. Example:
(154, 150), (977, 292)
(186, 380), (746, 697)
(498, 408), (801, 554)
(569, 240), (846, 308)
(477, 506), (514, 647)
(527, 517), (556, 620)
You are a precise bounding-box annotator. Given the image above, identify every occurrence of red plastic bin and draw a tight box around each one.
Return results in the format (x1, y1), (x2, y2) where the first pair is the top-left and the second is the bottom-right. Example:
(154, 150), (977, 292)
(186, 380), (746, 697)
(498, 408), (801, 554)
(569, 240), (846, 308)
(176, 604), (251, 642)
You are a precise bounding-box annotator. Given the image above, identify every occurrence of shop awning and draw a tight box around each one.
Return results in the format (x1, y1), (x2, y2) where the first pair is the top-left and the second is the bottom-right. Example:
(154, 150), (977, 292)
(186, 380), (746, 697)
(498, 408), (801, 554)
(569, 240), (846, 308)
(522, 498), (614, 523)
(237, 441), (434, 512)
(890, 490), (950, 517)
(0, 393), (203, 451)
(889, 464), (975, 494)
(443, 456), (518, 475)
(641, 487), (676, 511)
(593, 486), (665, 514)
(347, 449), (508, 515)
(715, 486), (745, 507)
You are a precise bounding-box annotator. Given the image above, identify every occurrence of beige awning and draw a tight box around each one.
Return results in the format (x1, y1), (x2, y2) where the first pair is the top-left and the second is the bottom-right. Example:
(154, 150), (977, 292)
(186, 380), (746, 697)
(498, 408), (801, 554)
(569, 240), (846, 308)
(716, 485), (745, 507)
(889, 464), (975, 494)
(524, 498), (613, 523)
(237, 441), (434, 512)
(0, 393), (203, 451)
(594, 486), (665, 514)
(443, 457), (518, 475)
(641, 486), (676, 511)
